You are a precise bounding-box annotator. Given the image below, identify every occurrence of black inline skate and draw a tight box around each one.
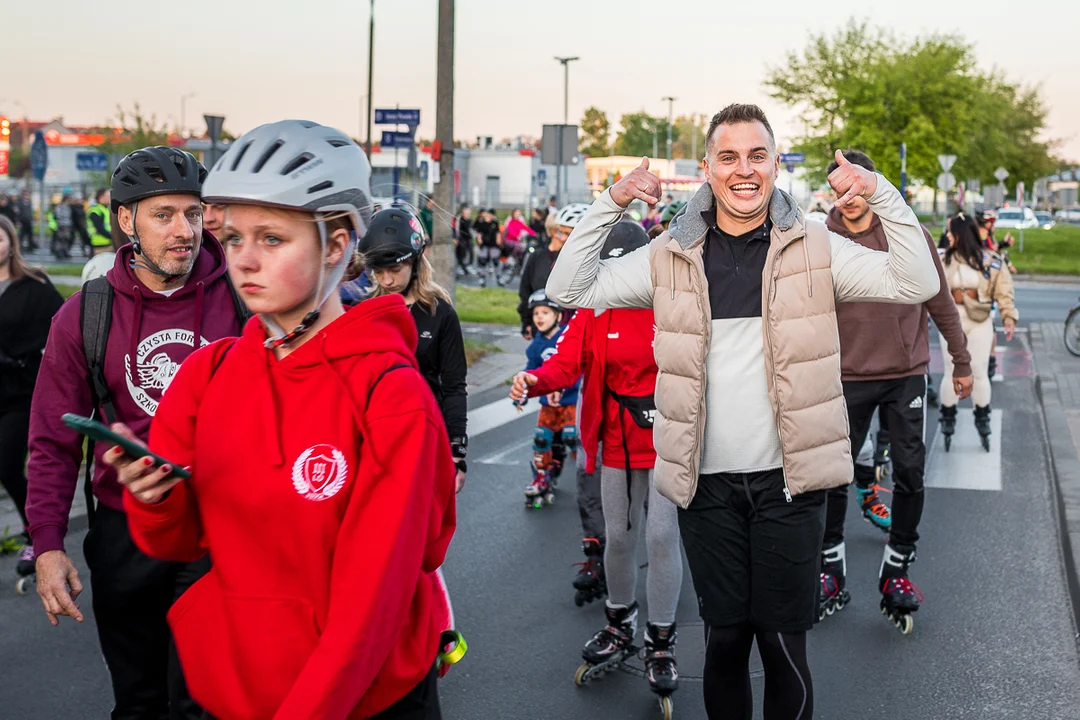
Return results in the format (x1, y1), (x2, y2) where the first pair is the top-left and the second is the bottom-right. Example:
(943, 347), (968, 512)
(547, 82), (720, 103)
(879, 545), (922, 635)
(15, 543), (35, 595)
(974, 405), (992, 452)
(575, 602), (638, 686)
(818, 542), (850, 620)
(940, 405), (957, 452)
(643, 622), (678, 720)
(572, 538), (606, 606)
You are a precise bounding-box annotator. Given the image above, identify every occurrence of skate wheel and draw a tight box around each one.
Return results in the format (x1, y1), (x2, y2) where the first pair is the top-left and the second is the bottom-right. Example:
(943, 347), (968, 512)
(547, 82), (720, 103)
(898, 614), (914, 634)
(574, 663), (592, 687)
(545, 493), (555, 505)
(659, 695), (673, 720)
(15, 576), (33, 595)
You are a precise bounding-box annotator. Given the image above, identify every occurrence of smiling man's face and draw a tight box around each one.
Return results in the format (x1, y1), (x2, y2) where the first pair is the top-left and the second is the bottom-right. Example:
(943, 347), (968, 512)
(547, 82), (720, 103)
(704, 121), (779, 230)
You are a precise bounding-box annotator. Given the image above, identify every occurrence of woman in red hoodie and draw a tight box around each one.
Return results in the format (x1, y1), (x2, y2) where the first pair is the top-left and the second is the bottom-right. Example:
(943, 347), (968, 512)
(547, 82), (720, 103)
(509, 221), (683, 708)
(104, 120), (456, 720)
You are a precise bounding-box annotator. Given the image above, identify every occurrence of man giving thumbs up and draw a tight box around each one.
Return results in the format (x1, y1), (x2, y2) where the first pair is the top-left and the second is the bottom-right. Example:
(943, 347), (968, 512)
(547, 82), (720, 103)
(546, 103), (939, 718)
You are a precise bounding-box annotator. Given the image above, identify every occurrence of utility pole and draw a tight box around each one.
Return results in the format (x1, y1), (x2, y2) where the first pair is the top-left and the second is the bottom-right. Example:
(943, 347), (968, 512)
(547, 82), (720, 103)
(662, 96), (676, 164)
(431, 0), (456, 299)
(365, 0), (376, 156)
(555, 56), (579, 206)
(180, 92), (195, 138)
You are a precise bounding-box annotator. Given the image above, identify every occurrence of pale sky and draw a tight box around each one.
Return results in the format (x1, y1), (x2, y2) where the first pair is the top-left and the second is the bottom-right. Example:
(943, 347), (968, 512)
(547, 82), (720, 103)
(3, 0), (1077, 162)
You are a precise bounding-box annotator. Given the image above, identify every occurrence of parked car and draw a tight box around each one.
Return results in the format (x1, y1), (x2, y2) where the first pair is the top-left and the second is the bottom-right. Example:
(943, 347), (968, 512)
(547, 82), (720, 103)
(1035, 212), (1056, 230)
(1055, 208), (1080, 224)
(994, 207), (1038, 229)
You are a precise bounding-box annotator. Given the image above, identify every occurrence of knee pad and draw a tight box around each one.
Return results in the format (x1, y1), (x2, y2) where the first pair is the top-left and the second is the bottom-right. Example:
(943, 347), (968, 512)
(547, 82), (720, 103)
(533, 426), (555, 454)
(562, 426), (578, 449)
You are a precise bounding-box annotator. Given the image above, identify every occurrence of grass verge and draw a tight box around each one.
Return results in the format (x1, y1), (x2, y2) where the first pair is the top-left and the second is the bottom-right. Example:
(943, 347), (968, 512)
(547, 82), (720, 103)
(921, 223), (1080, 276)
(463, 338), (502, 367)
(455, 286), (520, 325)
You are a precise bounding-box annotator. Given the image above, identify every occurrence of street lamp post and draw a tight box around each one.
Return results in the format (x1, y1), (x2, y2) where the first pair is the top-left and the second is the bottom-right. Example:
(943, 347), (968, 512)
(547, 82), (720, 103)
(554, 56), (579, 206)
(365, 0), (376, 156)
(662, 96), (676, 164)
(180, 92), (196, 138)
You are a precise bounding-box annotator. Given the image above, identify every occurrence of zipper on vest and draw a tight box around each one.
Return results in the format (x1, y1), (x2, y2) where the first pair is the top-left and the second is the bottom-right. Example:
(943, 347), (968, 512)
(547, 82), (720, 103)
(764, 253), (793, 503)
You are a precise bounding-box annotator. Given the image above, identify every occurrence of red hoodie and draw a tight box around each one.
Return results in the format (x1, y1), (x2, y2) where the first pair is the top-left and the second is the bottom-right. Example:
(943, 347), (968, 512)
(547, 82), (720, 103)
(528, 308), (657, 473)
(26, 237), (244, 555)
(123, 294), (457, 720)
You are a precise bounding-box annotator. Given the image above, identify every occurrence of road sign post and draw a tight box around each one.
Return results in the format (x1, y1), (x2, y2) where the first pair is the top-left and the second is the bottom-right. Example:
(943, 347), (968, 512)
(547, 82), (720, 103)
(778, 153), (804, 198)
(31, 131), (48, 249)
(1017, 181), (1026, 252)
(204, 114), (225, 168)
(994, 167), (1009, 210)
(937, 155), (958, 219)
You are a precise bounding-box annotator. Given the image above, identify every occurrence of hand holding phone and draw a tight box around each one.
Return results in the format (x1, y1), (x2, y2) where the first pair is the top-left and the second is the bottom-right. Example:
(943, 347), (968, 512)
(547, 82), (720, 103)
(62, 414), (188, 505)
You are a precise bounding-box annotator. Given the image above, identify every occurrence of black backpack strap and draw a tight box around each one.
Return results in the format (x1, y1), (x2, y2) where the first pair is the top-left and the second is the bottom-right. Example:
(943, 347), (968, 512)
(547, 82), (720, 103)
(80, 277), (116, 425)
(225, 273), (252, 326)
(366, 363), (413, 406)
(78, 277), (115, 525)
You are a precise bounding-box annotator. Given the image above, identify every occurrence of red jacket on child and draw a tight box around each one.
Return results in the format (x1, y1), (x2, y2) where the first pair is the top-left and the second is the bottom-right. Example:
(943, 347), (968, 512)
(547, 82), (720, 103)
(528, 308), (658, 473)
(124, 294), (457, 720)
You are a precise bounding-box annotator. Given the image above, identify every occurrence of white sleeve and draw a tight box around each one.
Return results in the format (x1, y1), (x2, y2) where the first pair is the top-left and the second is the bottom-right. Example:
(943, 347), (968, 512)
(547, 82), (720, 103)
(830, 174), (940, 304)
(545, 189), (654, 310)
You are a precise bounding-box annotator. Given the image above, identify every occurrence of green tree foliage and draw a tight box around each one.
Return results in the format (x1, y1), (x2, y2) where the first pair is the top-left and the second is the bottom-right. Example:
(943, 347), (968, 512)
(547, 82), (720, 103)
(96, 103), (171, 158)
(672, 114), (708, 160)
(764, 20), (1056, 193)
(614, 112), (677, 158)
(580, 106), (611, 157)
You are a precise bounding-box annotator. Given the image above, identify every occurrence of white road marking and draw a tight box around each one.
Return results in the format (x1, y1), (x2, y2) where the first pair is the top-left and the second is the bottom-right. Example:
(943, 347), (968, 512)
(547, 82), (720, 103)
(926, 409), (1003, 491)
(467, 397), (539, 437)
(477, 436), (534, 465)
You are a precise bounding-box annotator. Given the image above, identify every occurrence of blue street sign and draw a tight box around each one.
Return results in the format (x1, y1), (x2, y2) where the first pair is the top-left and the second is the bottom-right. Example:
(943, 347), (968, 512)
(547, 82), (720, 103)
(786, 163), (796, 173)
(779, 152), (805, 164)
(419, 161), (429, 181)
(537, 168), (547, 187)
(76, 152), (109, 172)
(381, 131), (414, 149)
(374, 108), (421, 125)
(30, 131), (48, 181)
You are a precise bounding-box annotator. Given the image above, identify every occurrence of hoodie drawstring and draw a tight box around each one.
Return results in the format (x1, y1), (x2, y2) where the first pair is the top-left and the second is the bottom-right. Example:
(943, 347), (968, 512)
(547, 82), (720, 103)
(192, 282), (205, 349)
(260, 347), (286, 467)
(129, 289), (145, 388)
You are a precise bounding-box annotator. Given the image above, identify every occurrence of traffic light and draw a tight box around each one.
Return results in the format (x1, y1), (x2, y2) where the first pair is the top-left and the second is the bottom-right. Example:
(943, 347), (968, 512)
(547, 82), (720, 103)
(0, 117), (9, 138)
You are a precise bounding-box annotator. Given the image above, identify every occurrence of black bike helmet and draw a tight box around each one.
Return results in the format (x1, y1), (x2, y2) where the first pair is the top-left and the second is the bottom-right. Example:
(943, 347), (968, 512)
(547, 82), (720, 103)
(527, 289), (563, 312)
(601, 220), (650, 259)
(358, 206), (427, 268)
(111, 147), (207, 212)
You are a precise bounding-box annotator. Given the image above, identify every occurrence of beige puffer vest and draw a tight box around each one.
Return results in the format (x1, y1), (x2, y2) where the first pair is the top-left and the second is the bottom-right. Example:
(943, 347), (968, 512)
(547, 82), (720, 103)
(649, 191), (852, 509)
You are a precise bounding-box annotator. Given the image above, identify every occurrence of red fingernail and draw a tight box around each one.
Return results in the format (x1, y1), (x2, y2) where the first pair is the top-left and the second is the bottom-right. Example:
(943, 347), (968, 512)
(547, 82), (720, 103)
(161, 465), (171, 473)
(143, 457), (153, 465)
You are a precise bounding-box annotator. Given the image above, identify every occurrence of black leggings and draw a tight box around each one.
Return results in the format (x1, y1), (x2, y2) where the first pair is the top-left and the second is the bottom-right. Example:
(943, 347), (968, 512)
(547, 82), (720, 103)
(704, 623), (813, 720)
(0, 409), (31, 528)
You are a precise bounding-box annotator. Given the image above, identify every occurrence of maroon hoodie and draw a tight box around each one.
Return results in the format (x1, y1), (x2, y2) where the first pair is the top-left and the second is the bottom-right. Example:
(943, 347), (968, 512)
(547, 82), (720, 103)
(828, 207), (972, 383)
(26, 235), (244, 555)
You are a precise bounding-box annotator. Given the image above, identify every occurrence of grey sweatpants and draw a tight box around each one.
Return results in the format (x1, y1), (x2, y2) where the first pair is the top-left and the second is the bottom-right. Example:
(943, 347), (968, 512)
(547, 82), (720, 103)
(600, 466), (682, 625)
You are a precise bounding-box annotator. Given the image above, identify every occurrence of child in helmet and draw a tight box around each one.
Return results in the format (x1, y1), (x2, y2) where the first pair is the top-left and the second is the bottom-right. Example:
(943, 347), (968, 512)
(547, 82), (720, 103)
(105, 120), (455, 720)
(521, 290), (581, 507)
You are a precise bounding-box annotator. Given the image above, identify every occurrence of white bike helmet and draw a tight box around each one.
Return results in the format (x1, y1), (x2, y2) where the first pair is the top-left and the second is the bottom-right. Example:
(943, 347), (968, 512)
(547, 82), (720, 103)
(202, 119), (374, 348)
(553, 203), (590, 229)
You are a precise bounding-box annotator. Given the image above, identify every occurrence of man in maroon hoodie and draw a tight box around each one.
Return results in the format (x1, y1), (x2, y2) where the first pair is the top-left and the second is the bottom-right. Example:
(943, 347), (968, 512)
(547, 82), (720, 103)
(818, 149), (974, 628)
(25, 146), (246, 719)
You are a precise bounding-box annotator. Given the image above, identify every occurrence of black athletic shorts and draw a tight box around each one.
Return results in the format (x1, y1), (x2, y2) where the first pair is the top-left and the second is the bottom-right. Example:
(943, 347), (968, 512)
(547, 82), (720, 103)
(678, 469), (826, 633)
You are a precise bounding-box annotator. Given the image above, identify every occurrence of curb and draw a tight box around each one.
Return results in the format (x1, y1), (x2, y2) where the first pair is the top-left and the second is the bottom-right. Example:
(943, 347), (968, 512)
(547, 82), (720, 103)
(1014, 274), (1080, 285)
(1030, 324), (1080, 640)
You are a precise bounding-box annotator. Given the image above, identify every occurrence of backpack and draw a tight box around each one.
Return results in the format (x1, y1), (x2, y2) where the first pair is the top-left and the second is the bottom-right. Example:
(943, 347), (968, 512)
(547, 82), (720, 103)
(78, 275), (251, 520)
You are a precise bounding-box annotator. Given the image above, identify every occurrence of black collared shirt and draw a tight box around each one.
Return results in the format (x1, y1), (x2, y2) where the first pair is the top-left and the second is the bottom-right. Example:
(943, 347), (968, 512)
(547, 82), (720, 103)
(700, 209), (771, 321)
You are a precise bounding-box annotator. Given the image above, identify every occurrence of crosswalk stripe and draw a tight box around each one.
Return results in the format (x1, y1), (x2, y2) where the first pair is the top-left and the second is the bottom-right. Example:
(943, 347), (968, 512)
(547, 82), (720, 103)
(926, 409), (1003, 491)
(467, 398), (539, 438)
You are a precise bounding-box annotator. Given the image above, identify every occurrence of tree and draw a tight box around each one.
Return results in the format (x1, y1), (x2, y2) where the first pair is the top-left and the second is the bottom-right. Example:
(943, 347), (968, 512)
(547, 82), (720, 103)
(613, 112), (676, 157)
(672, 113), (707, 161)
(580, 106), (611, 157)
(764, 20), (1055, 194)
(95, 103), (171, 158)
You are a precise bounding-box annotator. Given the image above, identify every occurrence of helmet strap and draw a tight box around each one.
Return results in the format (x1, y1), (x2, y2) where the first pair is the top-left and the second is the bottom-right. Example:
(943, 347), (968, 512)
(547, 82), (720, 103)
(126, 202), (185, 286)
(261, 221), (356, 349)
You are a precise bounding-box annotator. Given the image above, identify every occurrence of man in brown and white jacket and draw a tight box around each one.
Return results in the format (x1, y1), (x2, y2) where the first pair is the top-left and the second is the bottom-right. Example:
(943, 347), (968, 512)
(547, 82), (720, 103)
(546, 104), (940, 719)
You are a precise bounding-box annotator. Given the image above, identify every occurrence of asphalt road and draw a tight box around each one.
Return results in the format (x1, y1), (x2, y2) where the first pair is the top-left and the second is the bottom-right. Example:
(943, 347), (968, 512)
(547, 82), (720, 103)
(3, 254), (1079, 718)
